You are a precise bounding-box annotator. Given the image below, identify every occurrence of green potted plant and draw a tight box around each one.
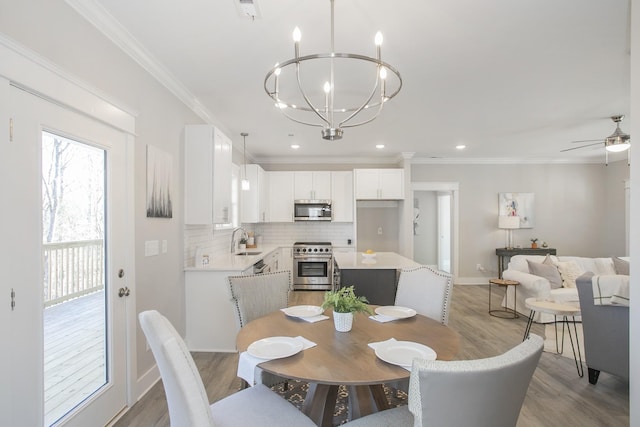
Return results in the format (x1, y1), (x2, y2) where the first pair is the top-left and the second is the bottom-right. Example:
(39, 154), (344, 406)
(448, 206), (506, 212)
(321, 286), (372, 332)
(238, 237), (248, 251)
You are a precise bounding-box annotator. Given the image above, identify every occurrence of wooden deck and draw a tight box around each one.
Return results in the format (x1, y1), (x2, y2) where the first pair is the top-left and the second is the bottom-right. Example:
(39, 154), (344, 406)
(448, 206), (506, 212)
(44, 290), (105, 426)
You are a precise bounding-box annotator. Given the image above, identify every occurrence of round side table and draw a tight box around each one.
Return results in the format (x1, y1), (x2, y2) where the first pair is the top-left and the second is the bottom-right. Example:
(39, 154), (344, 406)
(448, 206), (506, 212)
(488, 278), (520, 319)
(522, 297), (583, 377)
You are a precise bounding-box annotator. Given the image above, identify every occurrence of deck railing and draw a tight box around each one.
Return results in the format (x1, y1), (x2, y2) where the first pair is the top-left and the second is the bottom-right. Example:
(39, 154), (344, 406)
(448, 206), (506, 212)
(43, 239), (104, 307)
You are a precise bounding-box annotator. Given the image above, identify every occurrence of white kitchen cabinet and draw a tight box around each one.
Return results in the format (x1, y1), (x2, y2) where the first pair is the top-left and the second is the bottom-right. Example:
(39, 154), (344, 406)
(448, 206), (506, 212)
(268, 171), (295, 222)
(354, 168), (404, 200)
(279, 247), (294, 274)
(331, 171), (354, 222)
(262, 248), (280, 273)
(294, 171), (331, 200)
(184, 125), (232, 224)
(241, 164), (268, 223)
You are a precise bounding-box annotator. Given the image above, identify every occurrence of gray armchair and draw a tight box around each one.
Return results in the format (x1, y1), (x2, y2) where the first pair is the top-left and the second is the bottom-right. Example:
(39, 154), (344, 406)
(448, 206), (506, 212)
(576, 272), (629, 384)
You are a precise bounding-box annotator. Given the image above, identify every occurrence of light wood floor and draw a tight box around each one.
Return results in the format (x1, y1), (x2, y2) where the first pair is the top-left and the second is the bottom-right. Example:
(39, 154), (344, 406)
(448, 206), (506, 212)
(113, 285), (629, 426)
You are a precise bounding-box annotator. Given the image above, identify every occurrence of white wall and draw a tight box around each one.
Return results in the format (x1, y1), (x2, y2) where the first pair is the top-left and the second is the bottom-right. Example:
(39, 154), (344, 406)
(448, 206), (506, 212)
(629, 0), (638, 421)
(0, 0), (205, 387)
(412, 162), (629, 280)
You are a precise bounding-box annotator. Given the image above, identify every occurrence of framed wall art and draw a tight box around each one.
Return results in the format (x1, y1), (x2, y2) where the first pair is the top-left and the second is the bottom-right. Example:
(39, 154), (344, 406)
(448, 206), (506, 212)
(498, 192), (534, 228)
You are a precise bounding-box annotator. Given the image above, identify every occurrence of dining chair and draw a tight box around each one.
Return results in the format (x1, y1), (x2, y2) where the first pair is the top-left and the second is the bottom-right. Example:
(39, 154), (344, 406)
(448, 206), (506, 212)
(138, 310), (316, 427)
(228, 270), (291, 388)
(395, 265), (453, 325)
(407, 333), (543, 427)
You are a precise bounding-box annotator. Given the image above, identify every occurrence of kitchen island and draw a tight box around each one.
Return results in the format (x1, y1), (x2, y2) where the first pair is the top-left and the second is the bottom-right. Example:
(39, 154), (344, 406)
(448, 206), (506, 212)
(333, 252), (420, 305)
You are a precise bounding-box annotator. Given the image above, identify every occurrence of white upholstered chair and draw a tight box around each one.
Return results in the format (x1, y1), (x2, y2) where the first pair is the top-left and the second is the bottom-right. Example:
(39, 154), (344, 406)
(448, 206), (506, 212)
(228, 270), (291, 387)
(409, 333), (543, 427)
(344, 334), (543, 427)
(395, 266), (453, 325)
(138, 310), (316, 427)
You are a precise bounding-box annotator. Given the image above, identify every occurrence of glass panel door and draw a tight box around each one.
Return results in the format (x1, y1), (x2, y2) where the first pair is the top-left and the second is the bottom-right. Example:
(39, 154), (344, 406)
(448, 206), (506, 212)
(42, 132), (107, 426)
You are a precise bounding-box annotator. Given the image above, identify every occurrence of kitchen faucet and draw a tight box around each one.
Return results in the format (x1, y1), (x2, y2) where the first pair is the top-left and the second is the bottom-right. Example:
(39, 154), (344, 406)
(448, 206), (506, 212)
(230, 227), (248, 253)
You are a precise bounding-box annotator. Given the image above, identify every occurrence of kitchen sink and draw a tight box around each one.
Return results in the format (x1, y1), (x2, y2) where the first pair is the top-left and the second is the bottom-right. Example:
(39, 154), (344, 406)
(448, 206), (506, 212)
(235, 251), (261, 256)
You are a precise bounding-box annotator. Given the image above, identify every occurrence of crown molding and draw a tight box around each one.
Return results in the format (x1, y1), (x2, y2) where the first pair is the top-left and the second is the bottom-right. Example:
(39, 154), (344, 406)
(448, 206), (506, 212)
(65, 0), (216, 124)
(410, 156), (604, 165)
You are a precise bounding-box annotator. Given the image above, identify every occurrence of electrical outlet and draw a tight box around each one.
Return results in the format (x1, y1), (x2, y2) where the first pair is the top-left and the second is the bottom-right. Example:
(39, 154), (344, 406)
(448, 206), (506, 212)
(476, 264), (482, 271)
(377, 227), (383, 235)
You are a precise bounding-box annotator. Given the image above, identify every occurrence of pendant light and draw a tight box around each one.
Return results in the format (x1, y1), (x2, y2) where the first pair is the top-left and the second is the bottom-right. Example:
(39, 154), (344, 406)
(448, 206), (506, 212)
(241, 132), (250, 191)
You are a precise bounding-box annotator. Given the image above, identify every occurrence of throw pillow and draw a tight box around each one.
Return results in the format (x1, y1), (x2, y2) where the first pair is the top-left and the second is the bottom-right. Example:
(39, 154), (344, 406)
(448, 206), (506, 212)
(556, 260), (584, 288)
(613, 256), (630, 275)
(527, 259), (563, 289)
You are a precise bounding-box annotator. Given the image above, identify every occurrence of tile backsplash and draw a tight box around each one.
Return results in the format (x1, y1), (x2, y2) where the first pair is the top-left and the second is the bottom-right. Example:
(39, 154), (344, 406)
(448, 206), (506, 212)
(184, 222), (355, 267)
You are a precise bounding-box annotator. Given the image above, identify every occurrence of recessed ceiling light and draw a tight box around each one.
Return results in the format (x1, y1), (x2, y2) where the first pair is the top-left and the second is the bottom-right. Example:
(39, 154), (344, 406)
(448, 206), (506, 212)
(456, 144), (466, 150)
(291, 144), (300, 149)
(376, 144), (385, 149)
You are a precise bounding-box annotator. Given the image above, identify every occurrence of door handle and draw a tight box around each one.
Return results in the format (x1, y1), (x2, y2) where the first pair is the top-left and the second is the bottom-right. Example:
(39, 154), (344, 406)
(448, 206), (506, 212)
(118, 287), (130, 298)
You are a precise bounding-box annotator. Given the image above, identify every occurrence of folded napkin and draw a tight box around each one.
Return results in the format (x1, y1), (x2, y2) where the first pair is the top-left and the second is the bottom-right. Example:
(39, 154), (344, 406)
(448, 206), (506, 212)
(368, 338), (411, 371)
(237, 336), (317, 385)
(369, 314), (398, 323)
(280, 308), (329, 323)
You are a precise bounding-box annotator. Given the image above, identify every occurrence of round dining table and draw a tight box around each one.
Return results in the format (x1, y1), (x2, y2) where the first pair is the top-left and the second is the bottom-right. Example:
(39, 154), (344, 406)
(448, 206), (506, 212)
(236, 306), (460, 427)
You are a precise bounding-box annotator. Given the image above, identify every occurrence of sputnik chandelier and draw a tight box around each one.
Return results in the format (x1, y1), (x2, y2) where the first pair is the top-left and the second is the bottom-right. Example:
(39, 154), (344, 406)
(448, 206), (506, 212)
(264, 0), (402, 141)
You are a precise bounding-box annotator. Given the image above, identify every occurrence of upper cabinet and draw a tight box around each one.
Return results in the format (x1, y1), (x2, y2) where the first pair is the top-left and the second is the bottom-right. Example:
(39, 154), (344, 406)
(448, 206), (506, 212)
(354, 168), (405, 200)
(331, 171), (354, 222)
(294, 171), (331, 200)
(268, 171), (295, 222)
(241, 164), (268, 223)
(184, 125), (232, 224)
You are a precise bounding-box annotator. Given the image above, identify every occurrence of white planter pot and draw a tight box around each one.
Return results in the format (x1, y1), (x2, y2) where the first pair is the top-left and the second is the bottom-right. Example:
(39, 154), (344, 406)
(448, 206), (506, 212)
(333, 311), (354, 332)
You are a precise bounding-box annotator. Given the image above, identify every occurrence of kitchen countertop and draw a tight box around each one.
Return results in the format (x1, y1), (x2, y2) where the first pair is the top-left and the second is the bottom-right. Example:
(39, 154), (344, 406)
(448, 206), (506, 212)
(333, 251), (420, 269)
(184, 245), (280, 272)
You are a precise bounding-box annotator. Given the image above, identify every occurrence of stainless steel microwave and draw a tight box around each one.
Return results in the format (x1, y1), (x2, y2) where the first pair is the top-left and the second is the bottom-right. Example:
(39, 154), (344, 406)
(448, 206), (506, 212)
(294, 200), (332, 221)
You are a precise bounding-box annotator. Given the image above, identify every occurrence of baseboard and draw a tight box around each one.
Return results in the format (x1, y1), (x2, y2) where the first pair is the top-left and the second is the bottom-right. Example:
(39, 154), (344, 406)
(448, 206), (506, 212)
(454, 277), (490, 285)
(135, 364), (161, 403)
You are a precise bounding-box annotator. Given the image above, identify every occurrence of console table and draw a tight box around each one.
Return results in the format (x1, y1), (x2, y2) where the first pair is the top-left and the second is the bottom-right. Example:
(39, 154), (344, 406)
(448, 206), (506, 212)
(496, 247), (557, 278)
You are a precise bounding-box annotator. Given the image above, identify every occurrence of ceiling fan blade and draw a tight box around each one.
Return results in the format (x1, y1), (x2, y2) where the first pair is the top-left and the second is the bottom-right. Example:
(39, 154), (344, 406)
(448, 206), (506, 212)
(560, 142), (602, 152)
(570, 139), (604, 143)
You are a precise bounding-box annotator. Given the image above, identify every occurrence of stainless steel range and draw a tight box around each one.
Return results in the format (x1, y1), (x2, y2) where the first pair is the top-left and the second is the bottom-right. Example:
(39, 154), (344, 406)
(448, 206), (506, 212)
(292, 242), (333, 290)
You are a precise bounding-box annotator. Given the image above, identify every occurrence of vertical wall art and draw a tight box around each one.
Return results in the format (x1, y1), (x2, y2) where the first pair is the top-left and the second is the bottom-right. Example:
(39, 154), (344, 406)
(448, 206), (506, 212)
(499, 192), (534, 228)
(146, 145), (173, 218)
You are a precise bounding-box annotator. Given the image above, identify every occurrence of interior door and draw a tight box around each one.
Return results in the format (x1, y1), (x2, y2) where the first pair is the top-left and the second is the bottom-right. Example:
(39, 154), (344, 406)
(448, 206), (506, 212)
(2, 83), (131, 426)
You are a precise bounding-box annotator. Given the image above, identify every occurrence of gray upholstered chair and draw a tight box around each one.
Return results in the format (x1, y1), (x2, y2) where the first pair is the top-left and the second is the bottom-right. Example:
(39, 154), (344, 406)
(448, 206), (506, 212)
(408, 333), (543, 427)
(228, 270), (291, 387)
(576, 272), (629, 384)
(395, 266), (453, 325)
(138, 310), (316, 427)
(390, 266), (453, 394)
(345, 334), (543, 427)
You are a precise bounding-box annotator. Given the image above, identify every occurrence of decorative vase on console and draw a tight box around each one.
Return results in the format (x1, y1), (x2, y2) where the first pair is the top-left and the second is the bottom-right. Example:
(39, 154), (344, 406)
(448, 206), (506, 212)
(530, 238), (538, 249)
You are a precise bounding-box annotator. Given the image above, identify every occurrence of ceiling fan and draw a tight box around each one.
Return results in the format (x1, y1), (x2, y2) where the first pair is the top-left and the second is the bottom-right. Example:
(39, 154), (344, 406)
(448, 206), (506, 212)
(562, 115), (631, 165)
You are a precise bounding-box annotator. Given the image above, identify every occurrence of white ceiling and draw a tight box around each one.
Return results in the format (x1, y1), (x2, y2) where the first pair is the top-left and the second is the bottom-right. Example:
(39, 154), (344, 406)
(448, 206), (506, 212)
(83, 0), (630, 164)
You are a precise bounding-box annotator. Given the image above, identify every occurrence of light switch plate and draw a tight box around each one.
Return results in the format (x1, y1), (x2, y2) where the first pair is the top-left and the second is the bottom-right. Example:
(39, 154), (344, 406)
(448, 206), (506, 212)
(145, 240), (160, 256)
(162, 240), (168, 253)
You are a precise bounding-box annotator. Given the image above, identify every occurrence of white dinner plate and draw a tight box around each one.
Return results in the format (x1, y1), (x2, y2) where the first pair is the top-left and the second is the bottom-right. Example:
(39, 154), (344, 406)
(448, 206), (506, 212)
(375, 306), (417, 319)
(247, 336), (304, 360)
(375, 341), (437, 367)
(282, 305), (324, 318)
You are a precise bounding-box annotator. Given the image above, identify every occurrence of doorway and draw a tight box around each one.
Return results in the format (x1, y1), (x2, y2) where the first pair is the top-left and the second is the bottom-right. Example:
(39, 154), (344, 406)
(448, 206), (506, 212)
(411, 183), (459, 279)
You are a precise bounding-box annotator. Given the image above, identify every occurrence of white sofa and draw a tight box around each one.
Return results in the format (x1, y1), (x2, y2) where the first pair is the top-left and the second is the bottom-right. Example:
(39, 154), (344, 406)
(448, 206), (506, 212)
(501, 255), (623, 323)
